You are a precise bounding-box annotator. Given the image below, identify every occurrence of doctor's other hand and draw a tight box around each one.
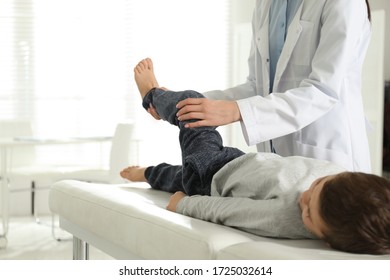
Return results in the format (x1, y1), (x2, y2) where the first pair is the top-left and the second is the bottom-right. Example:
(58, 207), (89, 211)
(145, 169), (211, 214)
(176, 98), (241, 128)
(146, 87), (170, 120)
(166, 191), (187, 212)
(147, 104), (161, 120)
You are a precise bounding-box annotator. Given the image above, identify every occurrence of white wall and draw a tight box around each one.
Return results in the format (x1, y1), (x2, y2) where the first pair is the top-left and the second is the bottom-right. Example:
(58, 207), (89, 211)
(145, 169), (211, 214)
(362, 10), (386, 175)
(370, 0), (389, 81)
(230, 0), (255, 24)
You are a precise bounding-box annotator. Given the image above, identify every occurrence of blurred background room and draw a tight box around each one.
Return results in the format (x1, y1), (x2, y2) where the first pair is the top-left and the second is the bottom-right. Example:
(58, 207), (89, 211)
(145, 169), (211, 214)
(0, 0), (388, 259)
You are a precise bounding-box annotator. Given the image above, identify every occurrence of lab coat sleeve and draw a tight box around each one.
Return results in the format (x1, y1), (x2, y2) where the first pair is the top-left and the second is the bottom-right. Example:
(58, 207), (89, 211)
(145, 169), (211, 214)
(237, 0), (369, 145)
(176, 194), (313, 239)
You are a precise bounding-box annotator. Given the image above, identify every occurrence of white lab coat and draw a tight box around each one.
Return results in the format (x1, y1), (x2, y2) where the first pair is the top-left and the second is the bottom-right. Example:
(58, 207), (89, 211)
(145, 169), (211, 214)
(204, 0), (371, 172)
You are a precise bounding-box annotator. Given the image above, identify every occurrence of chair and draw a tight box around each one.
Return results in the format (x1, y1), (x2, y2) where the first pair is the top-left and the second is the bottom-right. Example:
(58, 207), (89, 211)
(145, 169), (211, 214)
(57, 121), (135, 184)
(0, 120), (88, 223)
(1, 120), (36, 246)
(48, 121), (135, 240)
(1, 120), (45, 215)
(1, 120), (135, 244)
(0, 120), (35, 167)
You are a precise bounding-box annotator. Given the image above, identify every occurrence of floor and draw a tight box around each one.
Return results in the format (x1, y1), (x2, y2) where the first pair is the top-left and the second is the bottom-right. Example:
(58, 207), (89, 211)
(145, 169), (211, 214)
(0, 215), (114, 260)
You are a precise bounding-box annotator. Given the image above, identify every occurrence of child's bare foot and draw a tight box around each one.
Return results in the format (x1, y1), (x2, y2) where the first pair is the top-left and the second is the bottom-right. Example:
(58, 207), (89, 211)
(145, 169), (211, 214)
(134, 58), (159, 98)
(120, 166), (148, 182)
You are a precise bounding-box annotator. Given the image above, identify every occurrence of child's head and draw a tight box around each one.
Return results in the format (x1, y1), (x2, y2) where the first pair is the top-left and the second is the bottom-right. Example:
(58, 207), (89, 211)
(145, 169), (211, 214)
(301, 172), (390, 255)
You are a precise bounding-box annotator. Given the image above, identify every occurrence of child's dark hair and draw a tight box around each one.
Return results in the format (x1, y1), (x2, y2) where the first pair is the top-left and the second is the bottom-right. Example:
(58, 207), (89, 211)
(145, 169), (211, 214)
(319, 172), (390, 255)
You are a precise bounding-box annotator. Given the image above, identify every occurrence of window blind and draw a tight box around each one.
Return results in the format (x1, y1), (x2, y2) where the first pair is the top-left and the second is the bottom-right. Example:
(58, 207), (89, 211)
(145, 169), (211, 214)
(0, 0), (231, 165)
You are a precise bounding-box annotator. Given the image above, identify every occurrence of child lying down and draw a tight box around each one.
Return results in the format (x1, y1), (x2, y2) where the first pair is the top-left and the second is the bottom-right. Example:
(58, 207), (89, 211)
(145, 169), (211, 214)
(121, 58), (390, 255)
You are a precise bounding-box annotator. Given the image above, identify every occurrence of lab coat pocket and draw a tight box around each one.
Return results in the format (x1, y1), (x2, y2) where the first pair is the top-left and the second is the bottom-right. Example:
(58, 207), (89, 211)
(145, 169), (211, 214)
(289, 21), (315, 66)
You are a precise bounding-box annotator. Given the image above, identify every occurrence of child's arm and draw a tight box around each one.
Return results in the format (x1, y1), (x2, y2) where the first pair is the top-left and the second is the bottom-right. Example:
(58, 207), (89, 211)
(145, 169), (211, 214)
(166, 191), (187, 212)
(169, 194), (315, 239)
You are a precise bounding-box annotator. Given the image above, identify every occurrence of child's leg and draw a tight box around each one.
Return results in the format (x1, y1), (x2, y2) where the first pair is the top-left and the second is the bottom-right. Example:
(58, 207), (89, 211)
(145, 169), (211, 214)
(120, 164), (184, 193)
(144, 163), (185, 193)
(135, 58), (244, 196)
(145, 88), (244, 196)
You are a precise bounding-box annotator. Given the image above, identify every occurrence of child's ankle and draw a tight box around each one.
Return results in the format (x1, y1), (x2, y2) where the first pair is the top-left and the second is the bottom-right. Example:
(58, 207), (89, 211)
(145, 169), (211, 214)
(142, 87), (156, 110)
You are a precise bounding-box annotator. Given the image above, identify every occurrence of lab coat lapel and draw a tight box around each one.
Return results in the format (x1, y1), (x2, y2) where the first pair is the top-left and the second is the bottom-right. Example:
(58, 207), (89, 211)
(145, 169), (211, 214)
(256, 0), (272, 95)
(273, 2), (304, 91)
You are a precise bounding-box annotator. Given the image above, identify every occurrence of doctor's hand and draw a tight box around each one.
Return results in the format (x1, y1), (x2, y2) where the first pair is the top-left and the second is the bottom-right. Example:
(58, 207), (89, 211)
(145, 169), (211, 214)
(145, 87), (170, 120)
(176, 98), (241, 128)
(166, 191), (187, 212)
(147, 104), (161, 120)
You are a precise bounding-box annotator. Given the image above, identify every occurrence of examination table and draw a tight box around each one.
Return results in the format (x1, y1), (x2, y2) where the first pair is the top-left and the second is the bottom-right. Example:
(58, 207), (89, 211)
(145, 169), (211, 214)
(49, 180), (390, 260)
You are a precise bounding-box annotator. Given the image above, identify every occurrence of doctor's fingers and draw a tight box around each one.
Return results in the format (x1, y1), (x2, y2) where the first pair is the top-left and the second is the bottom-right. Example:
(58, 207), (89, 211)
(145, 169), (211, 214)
(177, 111), (207, 123)
(176, 104), (205, 119)
(176, 98), (205, 110)
(183, 119), (212, 129)
(147, 105), (161, 120)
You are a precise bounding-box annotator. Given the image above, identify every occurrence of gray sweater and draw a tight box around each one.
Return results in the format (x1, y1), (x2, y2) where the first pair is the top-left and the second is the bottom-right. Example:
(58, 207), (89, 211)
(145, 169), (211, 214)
(176, 153), (345, 239)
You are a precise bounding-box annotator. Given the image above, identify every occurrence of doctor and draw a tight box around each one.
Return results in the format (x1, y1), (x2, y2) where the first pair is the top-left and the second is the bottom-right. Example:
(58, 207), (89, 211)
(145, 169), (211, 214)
(171, 0), (372, 172)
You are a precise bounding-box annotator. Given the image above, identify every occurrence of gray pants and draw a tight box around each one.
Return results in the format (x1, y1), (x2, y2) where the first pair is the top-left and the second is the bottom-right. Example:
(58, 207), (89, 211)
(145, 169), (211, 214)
(143, 88), (244, 196)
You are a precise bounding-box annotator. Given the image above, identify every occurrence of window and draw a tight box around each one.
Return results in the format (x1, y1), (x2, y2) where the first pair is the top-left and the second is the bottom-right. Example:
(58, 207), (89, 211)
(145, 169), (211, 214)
(0, 0), (231, 166)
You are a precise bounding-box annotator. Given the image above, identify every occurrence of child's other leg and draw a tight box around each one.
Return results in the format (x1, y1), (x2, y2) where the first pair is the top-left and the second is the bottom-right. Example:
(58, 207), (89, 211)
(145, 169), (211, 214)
(144, 163), (185, 193)
(120, 166), (147, 182)
(143, 90), (244, 196)
(178, 122), (244, 195)
(134, 58), (244, 196)
(121, 164), (184, 193)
